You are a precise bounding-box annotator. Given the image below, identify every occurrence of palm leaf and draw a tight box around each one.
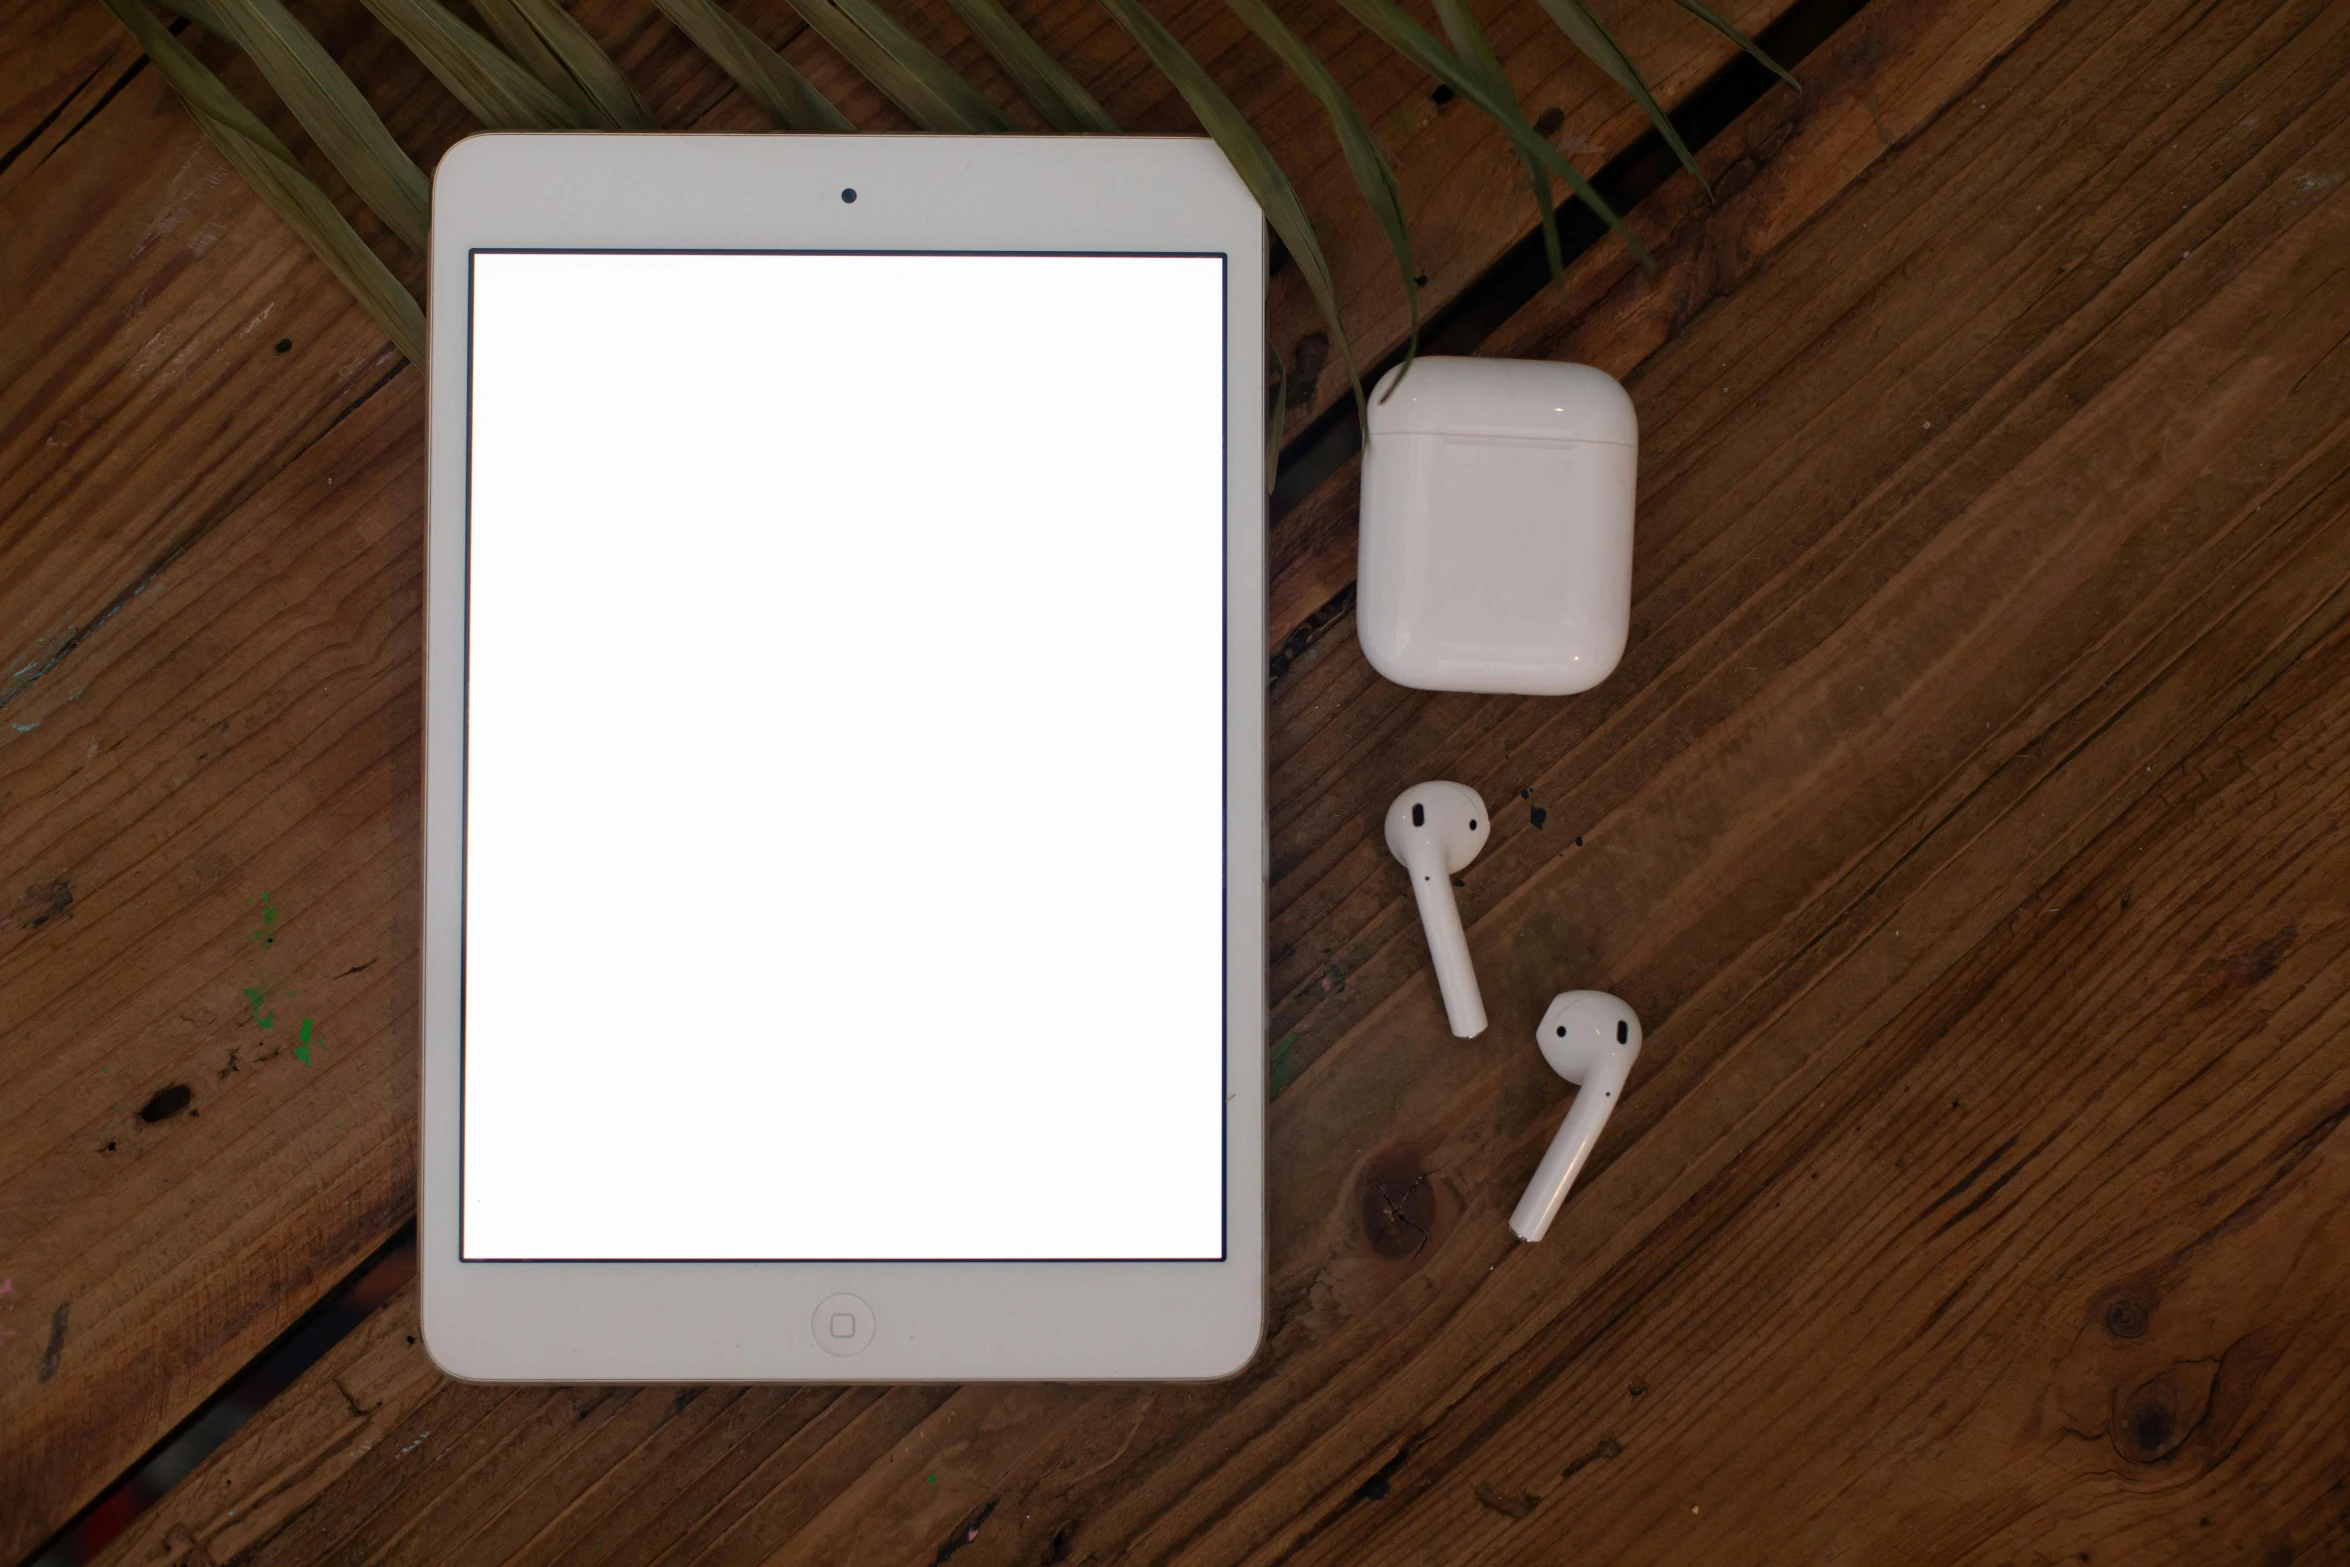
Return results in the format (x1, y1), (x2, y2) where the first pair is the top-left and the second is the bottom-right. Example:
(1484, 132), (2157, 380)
(467, 0), (598, 118)
(124, 0), (1725, 447)
(936, 0), (1117, 131)
(96, 0), (424, 361)
(353, 0), (587, 128)
(1431, 0), (1565, 283)
(822, 0), (1016, 130)
(1669, 0), (1797, 90)
(1093, 0), (1364, 447)
(761, 0), (1002, 131)
(159, 0), (432, 250)
(1332, 0), (1649, 265)
(507, 0), (656, 126)
(1223, 0), (1419, 370)
(1529, 0), (1706, 192)
(645, 0), (852, 129)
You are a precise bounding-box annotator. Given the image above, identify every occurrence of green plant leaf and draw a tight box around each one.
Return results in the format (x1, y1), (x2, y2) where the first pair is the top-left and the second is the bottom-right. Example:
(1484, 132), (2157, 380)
(1223, 0), (1418, 372)
(161, 0), (432, 250)
(467, 0), (597, 119)
(507, 0), (656, 127)
(935, 0), (1117, 131)
(1332, 0), (1649, 267)
(1092, 0), (1364, 450)
(97, 0), (425, 362)
(647, 0), (853, 129)
(772, 0), (1012, 132)
(826, 0), (1015, 131)
(1529, 0), (1706, 193)
(1430, 0), (1565, 284)
(353, 0), (586, 128)
(1667, 0), (1797, 90)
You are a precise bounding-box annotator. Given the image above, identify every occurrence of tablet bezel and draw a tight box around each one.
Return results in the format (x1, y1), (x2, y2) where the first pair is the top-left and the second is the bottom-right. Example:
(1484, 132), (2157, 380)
(420, 134), (1266, 1381)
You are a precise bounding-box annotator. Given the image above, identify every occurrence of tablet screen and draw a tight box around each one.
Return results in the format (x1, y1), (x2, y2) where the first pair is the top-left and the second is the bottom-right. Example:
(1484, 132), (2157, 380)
(459, 250), (1228, 1261)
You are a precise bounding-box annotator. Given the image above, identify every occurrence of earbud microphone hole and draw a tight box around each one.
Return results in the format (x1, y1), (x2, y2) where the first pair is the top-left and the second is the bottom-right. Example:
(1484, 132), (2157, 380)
(1387, 781), (1492, 1038)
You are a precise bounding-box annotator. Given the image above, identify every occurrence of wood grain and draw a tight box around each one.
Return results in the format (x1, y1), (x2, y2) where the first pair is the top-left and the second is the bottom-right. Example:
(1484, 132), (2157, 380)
(103, 534), (2350, 1563)
(39, 0), (2350, 1559)
(0, 372), (429, 1562)
(0, 0), (1795, 728)
(1285, 570), (2350, 1566)
(0, 0), (1826, 1548)
(1266, 0), (2061, 651)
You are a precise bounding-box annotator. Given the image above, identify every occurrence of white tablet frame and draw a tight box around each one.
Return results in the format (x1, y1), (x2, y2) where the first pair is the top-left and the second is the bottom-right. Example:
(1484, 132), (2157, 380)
(420, 134), (1266, 1381)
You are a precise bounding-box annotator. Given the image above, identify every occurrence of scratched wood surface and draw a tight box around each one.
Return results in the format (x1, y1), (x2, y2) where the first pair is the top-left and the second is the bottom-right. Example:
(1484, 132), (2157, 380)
(0, 0), (1808, 1549)
(8, 0), (2350, 1559)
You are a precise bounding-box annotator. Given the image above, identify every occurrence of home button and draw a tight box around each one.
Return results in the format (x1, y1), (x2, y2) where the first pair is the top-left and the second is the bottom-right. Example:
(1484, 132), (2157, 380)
(811, 1293), (876, 1357)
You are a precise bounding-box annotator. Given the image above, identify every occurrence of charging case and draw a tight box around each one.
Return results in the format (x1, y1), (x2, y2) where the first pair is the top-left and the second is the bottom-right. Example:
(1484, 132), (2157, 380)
(1357, 356), (1637, 695)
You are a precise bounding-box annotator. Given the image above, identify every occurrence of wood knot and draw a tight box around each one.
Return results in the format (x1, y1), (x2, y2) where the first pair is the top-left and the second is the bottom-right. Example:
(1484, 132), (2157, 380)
(1361, 1172), (1435, 1259)
(2114, 1377), (2182, 1464)
(2090, 1279), (2159, 1340)
(2103, 1296), (2152, 1340)
(2112, 1363), (2216, 1466)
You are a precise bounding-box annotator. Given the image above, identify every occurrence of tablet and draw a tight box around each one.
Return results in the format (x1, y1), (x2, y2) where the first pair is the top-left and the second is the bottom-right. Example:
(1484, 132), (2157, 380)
(419, 135), (1266, 1381)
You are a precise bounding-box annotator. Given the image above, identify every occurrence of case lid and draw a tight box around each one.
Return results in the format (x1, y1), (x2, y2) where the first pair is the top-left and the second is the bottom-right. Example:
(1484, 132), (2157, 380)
(1368, 356), (1637, 444)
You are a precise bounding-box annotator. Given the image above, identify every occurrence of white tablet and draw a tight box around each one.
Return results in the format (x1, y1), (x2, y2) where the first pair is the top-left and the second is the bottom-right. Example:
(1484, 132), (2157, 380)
(418, 134), (1266, 1381)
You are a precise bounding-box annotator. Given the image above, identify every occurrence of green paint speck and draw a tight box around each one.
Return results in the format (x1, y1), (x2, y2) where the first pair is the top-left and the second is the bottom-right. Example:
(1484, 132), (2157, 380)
(925, 1473), (936, 1486)
(298, 1017), (314, 1043)
(293, 1045), (311, 1064)
(243, 983), (286, 1029)
(1269, 1033), (1299, 1099)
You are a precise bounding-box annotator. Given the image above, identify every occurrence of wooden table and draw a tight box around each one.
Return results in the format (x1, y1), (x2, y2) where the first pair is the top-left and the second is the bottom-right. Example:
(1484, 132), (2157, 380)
(5, 0), (2349, 1556)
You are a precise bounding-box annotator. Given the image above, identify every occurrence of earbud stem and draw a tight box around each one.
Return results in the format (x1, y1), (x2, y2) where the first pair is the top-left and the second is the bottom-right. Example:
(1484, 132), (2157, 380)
(1509, 1074), (1618, 1242)
(1408, 862), (1486, 1038)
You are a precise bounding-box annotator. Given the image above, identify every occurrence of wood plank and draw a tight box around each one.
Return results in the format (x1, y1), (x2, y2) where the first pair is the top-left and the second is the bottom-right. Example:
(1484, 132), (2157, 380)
(0, 0), (1824, 1543)
(0, 0), (139, 201)
(1219, 0), (1798, 432)
(0, 370), (430, 1564)
(0, 0), (795, 722)
(64, 0), (2350, 1558)
(1282, 555), (2350, 1565)
(0, 0), (1797, 723)
(100, 551), (2350, 1563)
(1268, 0), (2056, 649)
(1266, 0), (2350, 1056)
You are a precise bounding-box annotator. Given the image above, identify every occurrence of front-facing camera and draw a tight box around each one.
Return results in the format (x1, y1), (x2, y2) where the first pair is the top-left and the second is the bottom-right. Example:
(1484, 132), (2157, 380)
(841, 187), (857, 203)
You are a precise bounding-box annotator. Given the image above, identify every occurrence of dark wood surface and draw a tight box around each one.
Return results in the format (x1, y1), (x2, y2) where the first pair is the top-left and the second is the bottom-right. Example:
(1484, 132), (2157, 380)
(5, 0), (2350, 1558)
(0, 0), (1798, 1546)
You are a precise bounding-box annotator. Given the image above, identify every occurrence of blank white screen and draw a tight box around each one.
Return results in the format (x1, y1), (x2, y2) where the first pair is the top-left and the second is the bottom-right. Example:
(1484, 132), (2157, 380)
(461, 251), (1227, 1260)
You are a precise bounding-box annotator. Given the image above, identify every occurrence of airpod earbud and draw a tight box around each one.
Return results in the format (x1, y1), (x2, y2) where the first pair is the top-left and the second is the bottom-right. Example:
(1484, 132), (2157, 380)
(1385, 782), (1491, 1038)
(1510, 991), (1642, 1241)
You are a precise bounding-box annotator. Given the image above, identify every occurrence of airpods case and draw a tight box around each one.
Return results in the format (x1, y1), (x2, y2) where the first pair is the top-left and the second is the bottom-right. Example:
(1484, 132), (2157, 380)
(1357, 357), (1637, 695)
